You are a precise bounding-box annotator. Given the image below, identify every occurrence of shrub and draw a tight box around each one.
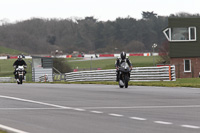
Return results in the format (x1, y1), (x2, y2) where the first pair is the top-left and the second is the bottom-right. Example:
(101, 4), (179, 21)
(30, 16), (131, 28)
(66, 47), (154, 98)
(53, 58), (72, 73)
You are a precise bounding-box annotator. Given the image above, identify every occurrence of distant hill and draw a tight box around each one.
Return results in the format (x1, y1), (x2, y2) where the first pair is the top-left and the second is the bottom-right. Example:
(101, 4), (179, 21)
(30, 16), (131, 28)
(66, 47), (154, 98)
(0, 46), (27, 55)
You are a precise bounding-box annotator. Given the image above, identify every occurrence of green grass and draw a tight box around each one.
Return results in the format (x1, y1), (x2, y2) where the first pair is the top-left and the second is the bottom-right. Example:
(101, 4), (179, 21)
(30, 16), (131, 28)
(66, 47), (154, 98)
(130, 78), (200, 88)
(68, 56), (159, 70)
(0, 130), (8, 133)
(0, 59), (14, 77)
(0, 46), (26, 55)
(0, 59), (32, 81)
(52, 78), (200, 88)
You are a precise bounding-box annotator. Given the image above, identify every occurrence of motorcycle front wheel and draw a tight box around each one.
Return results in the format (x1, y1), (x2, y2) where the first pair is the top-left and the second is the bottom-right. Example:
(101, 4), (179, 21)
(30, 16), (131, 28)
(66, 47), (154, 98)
(119, 84), (124, 88)
(18, 75), (23, 84)
(124, 75), (129, 88)
(119, 80), (124, 88)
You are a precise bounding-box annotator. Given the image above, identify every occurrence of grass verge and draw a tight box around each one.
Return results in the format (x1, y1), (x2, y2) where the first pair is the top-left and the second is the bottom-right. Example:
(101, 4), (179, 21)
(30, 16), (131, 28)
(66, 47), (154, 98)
(0, 130), (7, 133)
(0, 46), (26, 55)
(68, 56), (159, 70)
(49, 78), (200, 88)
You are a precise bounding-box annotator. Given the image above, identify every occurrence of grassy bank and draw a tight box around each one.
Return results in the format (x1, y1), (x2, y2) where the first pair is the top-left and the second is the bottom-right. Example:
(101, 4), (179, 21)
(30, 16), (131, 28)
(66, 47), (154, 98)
(68, 56), (159, 70)
(0, 46), (26, 55)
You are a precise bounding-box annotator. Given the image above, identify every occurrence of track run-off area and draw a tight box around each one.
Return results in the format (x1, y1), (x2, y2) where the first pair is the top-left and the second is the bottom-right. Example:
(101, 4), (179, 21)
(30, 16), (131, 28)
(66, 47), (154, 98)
(0, 83), (199, 133)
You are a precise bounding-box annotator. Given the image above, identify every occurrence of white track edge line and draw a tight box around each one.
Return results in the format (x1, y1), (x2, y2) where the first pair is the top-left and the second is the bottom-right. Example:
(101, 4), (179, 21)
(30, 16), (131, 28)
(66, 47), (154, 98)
(130, 117), (147, 121)
(154, 121), (173, 125)
(90, 111), (103, 114)
(109, 113), (124, 117)
(0, 124), (29, 133)
(181, 125), (200, 129)
(0, 95), (70, 109)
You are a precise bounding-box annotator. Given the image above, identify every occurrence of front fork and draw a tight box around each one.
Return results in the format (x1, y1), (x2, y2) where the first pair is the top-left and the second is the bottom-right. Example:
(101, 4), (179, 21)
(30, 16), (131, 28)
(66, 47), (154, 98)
(120, 72), (130, 81)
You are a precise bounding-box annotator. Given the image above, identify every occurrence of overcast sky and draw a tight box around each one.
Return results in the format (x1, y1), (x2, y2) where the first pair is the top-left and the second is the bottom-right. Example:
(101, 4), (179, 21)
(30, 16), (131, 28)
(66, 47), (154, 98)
(1, 0), (200, 23)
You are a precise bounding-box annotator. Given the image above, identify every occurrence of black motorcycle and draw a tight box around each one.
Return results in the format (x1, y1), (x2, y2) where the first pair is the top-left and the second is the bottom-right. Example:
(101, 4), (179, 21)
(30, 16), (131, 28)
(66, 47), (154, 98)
(15, 66), (25, 84)
(118, 62), (131, 88)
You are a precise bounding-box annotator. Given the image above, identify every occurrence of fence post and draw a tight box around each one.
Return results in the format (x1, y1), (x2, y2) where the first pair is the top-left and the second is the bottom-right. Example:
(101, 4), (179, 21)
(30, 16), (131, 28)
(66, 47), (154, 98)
(45, 74), (48, 82)
(169, 66), (171, 81)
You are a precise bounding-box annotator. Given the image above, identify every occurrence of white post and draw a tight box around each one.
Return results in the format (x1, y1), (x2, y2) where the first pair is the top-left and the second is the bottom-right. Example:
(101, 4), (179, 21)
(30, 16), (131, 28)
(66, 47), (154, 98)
(152, 43), (157, 66)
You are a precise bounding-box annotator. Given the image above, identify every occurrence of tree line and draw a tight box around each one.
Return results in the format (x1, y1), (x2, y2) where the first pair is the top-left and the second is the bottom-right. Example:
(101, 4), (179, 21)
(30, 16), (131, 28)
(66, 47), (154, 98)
(0, 12), (199, 54)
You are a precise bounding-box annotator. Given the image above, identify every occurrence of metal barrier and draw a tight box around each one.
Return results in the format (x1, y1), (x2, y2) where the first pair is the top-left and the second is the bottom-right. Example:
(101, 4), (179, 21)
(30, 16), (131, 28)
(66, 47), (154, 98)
(0, 77), (14, 82)
(65, 65), (176, 82)
(33, 68), (53, 82)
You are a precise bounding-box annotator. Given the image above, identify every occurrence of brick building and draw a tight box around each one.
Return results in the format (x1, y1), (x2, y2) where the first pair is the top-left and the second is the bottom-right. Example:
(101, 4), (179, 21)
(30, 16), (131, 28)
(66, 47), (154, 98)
(163, 18), (200, 78)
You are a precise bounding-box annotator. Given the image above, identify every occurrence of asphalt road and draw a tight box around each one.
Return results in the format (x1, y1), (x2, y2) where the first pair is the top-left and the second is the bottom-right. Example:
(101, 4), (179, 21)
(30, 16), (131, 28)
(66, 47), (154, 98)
(0, 83), (199, 133)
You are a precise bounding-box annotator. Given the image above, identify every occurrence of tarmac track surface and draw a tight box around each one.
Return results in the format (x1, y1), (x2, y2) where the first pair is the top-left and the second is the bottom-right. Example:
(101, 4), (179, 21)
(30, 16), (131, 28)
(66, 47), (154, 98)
(0, 83), (200, 133)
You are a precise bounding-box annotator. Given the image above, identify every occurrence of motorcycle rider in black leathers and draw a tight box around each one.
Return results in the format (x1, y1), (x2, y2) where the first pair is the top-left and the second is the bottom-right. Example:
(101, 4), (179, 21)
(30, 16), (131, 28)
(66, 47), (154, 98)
(115, 52), (132, 81)
(13, 55), (27, 79)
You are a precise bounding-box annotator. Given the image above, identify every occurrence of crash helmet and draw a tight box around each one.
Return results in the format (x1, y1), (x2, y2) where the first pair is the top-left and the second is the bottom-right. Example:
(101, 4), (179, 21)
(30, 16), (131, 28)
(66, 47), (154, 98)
(120, 52), (126, 60)
(18, 55), (23, 61)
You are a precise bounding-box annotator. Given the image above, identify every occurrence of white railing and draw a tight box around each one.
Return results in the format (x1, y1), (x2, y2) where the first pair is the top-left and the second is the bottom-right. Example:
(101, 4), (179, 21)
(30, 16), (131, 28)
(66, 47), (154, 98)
(0, 77), (14, 82)
(65, 65), (176, 82)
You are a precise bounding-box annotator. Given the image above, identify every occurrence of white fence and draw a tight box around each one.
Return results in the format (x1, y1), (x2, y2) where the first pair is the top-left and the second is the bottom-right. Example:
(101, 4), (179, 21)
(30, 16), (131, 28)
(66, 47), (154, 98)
(65, 65), (176, 82)
(32, 68), (53, 82)
(0, 77), (14, 82)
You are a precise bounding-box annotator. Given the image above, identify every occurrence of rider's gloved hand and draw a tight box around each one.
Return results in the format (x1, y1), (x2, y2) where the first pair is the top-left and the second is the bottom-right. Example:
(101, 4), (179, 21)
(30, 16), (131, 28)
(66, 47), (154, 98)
(116, 67), (119, 71)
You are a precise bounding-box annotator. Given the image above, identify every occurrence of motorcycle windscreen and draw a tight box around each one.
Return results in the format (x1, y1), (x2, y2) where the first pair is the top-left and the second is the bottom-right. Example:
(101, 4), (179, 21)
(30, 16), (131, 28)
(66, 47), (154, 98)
(120, 62), (129, 69)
